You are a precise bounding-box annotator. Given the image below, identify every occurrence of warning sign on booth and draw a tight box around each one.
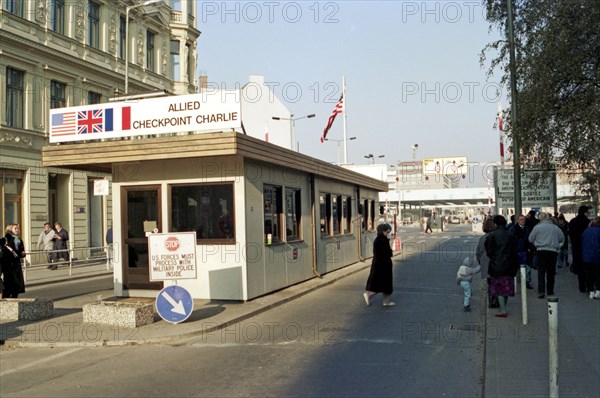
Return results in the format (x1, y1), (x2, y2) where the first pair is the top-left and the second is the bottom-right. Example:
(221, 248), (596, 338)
(148, 232), (197, 281)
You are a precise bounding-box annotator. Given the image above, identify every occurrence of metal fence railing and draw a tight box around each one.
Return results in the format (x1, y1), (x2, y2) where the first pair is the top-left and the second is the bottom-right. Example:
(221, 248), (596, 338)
(22, 245), (114, 281)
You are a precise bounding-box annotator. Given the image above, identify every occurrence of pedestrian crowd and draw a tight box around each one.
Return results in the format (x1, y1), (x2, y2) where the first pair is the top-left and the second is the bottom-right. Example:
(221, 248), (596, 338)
(468, 205), (600, 317)
(35, 221), (70, 270)
(1, 222), (69, 299)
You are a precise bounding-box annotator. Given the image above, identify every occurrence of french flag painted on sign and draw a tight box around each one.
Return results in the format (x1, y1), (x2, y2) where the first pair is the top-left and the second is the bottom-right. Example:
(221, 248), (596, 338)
(104, 107), (131, 132)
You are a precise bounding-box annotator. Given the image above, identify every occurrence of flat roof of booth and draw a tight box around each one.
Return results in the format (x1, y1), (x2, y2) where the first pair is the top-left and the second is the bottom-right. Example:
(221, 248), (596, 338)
(42, 132), (388, 192)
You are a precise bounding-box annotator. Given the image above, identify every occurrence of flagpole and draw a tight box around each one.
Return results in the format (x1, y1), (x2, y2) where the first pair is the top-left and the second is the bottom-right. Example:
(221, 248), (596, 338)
(342, 76), (348, 164)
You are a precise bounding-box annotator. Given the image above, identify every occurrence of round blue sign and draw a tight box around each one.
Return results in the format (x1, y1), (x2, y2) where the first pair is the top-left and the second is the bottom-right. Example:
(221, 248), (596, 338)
(155, 285), (194, 324)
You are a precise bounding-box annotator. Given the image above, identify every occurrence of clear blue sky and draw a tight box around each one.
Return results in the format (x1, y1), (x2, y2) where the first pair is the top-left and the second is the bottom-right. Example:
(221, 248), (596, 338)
(196, 1), (505, 169)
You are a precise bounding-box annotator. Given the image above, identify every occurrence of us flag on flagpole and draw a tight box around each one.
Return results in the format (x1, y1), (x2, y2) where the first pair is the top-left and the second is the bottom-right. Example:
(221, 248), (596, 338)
(320, 94), (344, 143)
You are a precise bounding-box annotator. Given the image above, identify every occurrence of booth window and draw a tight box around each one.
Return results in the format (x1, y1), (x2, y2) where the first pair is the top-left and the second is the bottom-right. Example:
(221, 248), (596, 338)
(344, 196), (352, 233)
(285, 188), (301, 241)
(264, 185), (282, 243)
(362, 199), (369, 231)
(333, 195), (343, 235)
(170, 183), (235, 242)
(370, 200), (376, 230)
(319, 193), (332, 237)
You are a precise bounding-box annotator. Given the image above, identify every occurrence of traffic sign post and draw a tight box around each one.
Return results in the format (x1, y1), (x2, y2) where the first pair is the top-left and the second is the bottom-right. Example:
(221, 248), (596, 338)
(148, 232), (198, 324)
(155, 285), (194, 324)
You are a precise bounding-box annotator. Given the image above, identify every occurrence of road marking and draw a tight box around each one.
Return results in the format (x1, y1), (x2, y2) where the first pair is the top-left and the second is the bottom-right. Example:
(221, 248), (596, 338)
(0, 347), (84, 377)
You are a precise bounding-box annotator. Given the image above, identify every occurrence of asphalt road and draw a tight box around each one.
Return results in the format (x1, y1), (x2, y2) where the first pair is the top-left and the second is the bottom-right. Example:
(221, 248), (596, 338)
(0, 225), (484, 397)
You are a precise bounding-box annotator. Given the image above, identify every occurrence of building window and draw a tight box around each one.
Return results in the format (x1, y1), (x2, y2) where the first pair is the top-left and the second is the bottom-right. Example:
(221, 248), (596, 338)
(264, 185), (282, 244)
(5, 68), (24, 128)
(52, 0), (65, 34)
(170, 183), (235, 241)
(170, 0), (181, 11)
(119, 15), (126, 59)
(147, 31), (155, 71)
(320, 193), (331, 237)
(285, 188), (301, 241)
(0, 169), (23, 229)
(88, 1), (100, 48)
(186, 43), (192, 83)
(170, 40), (180, 81)
(50, 81), (66, 109)
(3, 0), (23, 17)
(88, 91), (102, 104)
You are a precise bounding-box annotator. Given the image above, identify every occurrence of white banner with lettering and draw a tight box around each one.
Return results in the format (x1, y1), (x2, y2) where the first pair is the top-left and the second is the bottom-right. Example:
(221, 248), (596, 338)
(49, 91), (241, 143)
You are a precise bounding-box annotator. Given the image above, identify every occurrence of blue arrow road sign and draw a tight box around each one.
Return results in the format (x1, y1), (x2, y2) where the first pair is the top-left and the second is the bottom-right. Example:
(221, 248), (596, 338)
(155, 285), (194, 324)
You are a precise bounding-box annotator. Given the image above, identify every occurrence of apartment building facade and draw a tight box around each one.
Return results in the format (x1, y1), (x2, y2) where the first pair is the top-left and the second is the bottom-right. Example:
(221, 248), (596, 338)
(0, 0), (199, 256)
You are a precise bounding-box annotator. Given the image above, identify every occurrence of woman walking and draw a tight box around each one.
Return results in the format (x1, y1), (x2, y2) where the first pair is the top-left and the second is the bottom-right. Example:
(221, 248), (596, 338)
(1, 224), (26, 298)
(363, 223), (396, 307)
(485, 216), (519, 317)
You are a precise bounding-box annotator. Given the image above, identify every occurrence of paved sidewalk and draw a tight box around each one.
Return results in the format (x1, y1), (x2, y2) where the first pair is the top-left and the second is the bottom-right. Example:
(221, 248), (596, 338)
(484, 267), (600, 398)
(1, 261), (372, 347)
(2, 255), (599, 397)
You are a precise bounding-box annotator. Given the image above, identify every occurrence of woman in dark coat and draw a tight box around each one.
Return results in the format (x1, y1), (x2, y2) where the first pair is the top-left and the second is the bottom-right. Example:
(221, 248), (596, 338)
(1, 224), (26, 298)
(364, 223), (395, 306)
(485, 215), (519, 317)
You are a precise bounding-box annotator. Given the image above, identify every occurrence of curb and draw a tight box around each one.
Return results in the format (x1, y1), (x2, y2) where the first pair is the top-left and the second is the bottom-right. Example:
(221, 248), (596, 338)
(7, 262), (372, 348)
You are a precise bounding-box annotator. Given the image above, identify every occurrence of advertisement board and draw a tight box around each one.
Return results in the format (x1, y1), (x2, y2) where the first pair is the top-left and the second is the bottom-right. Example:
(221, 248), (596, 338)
(49, 91), (242, 143)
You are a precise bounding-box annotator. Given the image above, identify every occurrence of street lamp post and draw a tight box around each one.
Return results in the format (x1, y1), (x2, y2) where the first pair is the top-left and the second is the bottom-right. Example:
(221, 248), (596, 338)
(272, 113), (315, 151)
(364, 154), (384, 164)
(125, 0), (161, 95)
(325, 137), (356, 164)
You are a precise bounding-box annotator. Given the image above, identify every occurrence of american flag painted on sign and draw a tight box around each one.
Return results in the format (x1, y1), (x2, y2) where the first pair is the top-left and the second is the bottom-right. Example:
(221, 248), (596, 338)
(320, 94), (344, 143)
(51, 112), (77, 135)
(77, 109), (104, 134)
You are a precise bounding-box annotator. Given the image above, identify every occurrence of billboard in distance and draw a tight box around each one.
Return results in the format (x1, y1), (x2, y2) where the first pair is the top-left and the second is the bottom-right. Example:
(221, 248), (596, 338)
(422, 156), (468, 176)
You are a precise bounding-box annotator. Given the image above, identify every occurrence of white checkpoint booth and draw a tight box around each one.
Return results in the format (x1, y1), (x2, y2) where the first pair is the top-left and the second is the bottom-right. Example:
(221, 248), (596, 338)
(43, 94), (387, 300)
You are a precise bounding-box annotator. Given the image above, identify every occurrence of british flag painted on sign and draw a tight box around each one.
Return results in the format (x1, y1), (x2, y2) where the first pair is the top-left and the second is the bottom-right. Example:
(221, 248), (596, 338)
(77, 109), (104, 134)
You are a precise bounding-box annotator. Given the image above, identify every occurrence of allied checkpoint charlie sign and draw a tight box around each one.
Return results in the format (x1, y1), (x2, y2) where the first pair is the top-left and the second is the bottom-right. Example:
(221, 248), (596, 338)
(49, 91), (241, 143)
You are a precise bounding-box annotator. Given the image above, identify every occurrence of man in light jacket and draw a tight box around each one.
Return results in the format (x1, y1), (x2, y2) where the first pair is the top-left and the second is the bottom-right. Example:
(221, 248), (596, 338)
(529, 212), (564, 298)
(37, 223), (56, 266)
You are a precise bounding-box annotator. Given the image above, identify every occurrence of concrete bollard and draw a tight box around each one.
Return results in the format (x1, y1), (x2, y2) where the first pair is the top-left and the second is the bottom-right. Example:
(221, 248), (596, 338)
(520, 266), (528, 325)
(548, 297), (559, 398)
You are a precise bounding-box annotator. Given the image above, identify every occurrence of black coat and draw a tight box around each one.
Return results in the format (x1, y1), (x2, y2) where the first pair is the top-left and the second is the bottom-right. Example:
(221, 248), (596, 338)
(365, 234), (394, 294)
(569, 214), (589, 254)
(1, 233), (26, 295)
(485, 228), (519, 278)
